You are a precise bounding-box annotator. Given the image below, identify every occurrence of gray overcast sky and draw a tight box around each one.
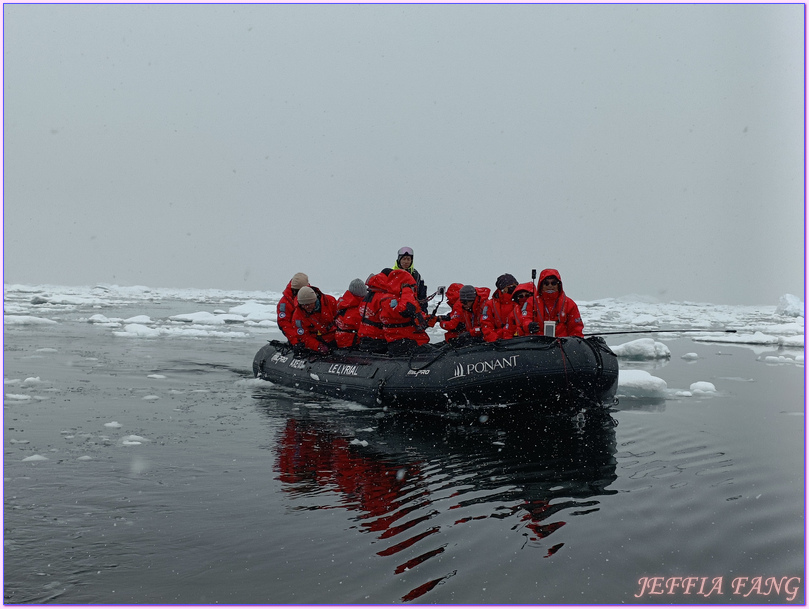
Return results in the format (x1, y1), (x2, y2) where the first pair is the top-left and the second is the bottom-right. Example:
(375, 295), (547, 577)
(3, 3), (805, 305)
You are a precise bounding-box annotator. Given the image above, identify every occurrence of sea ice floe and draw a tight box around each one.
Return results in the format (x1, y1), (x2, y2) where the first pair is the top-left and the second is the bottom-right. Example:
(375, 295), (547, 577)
(22, 455), (49, 462)
(4, 315), (58, 325)
(104, 421), (123, 428)
(142, 395), (160, 401)
(611, 338), (671, 360)
(681, 353), (700, 360)
(690, 381), (717, 395)
(5, 394), (32, 401)
(616, 369), (668, 398)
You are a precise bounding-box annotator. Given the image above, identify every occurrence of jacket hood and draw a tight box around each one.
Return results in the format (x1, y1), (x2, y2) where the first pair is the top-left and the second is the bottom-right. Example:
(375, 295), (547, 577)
(538, 269), (563, 292)
(366, 272), (391, 293)
(386, 269), (417, 293)
(511, 282), (536, 299)
(445, 283), (464, 307)
(338, 290), (363, 308)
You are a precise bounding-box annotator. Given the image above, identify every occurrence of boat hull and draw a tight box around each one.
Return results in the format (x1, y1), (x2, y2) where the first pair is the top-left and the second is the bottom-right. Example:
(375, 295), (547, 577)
(253, 335), (618, 412)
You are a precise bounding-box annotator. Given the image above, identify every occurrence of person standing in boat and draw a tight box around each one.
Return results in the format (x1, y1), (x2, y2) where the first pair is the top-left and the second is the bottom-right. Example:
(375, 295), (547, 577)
(292, 286), (339, 354)
(334, 278), (367, 349)
(357, 269), (392, 353)
(393, 246), (428, 312)
(379, 269), (432, 355)
(522, 269), (584, 337)
(481, 273), (519, 342)
(440, 284), (490, 345)
(277, 272), (309, 345)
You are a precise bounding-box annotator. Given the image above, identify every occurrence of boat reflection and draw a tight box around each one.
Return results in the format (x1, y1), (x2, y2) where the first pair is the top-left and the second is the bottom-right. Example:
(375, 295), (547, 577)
(261, 396), (618, 602)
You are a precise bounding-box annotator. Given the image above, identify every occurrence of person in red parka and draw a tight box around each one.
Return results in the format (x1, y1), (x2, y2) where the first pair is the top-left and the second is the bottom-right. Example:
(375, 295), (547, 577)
(379, 269), (431, 355)
(440, 284), (490, 344)
(503, 282), (536, 339)
(481, 273), (519, 343)
(334, 278), (367, 349)
(357, 270), (392, 353)
(292, 286), (339, 353)
(521, 269), (584, 337)
(277, 272), (309, 345)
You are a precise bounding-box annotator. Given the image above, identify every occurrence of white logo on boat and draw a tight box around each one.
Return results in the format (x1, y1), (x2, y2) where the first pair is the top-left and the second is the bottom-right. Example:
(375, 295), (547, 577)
(270, 353), (289, 364)
(451, 355), (520, 379)
(406, 369), (431, 376)
(290, 359), (306, 370)
(328, 363), (359, 376)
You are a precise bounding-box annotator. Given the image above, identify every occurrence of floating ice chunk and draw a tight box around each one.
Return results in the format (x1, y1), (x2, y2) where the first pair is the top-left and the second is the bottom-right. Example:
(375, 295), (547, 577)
(350, 439), (369, 447)
(121, 435), (149, 442)
(611, 338), (671, 360)
(147, 374), (166, 379)
(77, 455), (93, 461)
(779, 335), (804, 348)
(617, 369), (668, 398)
(35, 348), (58, 353)
(169, 311), (244, 325)
(4, 315), (58, 325)
(22, 454), (49, 462)
(775, 294), (804, 317)
(4, 379), (20, 385)
(681, 353), (699, 361)
(9, 439), (29, 444)
(5, 393), (32, 401)
(690, 381), (717, 395)
(675, 390), (693, 397)
(228, 301), (276, 322)
(124, 315), (152, 324)
(104, 421), (123, 428)
(630, 314), (658, 326)
(694, 331), (779, 345)
(142, 395), (160, 401)
(113, 323), (160, 338)
(22, 377), (46, 386)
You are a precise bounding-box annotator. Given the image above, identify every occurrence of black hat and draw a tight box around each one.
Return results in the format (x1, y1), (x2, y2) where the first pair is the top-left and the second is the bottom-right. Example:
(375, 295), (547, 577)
(496, 273), (518, 291)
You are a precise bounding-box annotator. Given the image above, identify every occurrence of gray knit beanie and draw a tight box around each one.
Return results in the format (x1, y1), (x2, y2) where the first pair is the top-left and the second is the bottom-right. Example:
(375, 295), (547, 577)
(459, 285), (476, 302)
(349, 278), (367, 297)
(296, 286), (317, 305)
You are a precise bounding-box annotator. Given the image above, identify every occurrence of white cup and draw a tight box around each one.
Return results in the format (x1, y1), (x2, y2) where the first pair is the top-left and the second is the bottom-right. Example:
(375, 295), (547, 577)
(543, 321), (556, 337)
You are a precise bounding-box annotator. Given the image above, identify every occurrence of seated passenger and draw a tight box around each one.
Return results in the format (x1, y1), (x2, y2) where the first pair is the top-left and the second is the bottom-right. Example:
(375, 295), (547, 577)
(277, 272), (309, 345)
(380, 269), (431, 355)
(357, 270), (392, 353)
(334, 278), (367, 349)
(522, 269), (584, 337)
(440, 284), (490, 345)
(481, 273), (518, 343)
(291, 286), (338, 354)
(503, 282), (536, 338)
(393, 246), (428, 312)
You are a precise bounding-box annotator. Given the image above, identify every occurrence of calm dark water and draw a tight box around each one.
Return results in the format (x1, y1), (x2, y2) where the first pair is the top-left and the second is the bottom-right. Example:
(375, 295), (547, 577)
(3, 299), (804, 604)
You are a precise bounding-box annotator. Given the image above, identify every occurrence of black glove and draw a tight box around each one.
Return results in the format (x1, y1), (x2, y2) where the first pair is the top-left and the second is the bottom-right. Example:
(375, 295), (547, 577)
(292, 343), (306, 356)
(439, 314), (452, 322)
(402, 302), (417, 318)
(528, 322), (540, 335)
(455, 322), (466, 333)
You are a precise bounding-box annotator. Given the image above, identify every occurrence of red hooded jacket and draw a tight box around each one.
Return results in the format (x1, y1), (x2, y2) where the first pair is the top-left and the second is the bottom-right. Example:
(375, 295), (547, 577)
(379, 269), (430, 345)
(334, 290), (364, 349)
(277, 281), (301, 345)
(481, 287), (517, 342)
(357, 272), (390, 342)
(291, 287), (339, 352)
(440, 286), (490, 342)
(521, 269), (584, 337)
(503, 282), (537, 338)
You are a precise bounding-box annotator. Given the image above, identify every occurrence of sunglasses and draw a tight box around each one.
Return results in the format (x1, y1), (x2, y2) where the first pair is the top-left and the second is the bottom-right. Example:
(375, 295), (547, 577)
(514, 293), (530, 300)
(542, 279), (559, 286)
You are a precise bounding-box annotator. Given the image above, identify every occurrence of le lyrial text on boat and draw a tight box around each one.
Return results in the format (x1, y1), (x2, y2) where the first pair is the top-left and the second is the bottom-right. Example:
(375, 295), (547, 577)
(252, 335), (619, 412)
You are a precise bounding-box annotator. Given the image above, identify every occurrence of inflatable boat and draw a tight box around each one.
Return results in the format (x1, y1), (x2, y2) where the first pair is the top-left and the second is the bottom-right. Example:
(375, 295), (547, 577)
(253, 335), (619, 412)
